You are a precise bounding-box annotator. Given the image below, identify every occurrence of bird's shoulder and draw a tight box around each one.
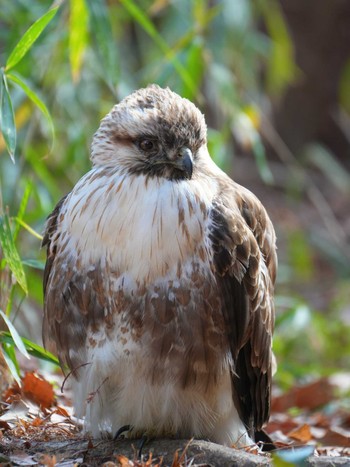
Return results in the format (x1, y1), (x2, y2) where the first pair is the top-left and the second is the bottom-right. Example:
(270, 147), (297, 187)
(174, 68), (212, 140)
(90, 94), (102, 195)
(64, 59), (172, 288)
(206, 170), (277, 284)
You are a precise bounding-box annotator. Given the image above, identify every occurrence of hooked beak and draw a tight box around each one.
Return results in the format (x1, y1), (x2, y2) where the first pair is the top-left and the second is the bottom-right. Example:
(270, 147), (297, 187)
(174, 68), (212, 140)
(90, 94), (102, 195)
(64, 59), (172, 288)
(175, 147), (193, 180)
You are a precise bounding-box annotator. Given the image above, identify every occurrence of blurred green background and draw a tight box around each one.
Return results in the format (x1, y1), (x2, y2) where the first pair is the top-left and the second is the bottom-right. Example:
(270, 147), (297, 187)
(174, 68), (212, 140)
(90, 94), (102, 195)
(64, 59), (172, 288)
(0, 0), (349, 389)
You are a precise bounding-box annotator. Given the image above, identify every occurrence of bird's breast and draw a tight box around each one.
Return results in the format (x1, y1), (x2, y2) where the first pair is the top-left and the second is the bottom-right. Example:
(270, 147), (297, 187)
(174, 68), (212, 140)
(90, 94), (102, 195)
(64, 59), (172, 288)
(49, 167), (232, 390)
(59, 169), (216, 284)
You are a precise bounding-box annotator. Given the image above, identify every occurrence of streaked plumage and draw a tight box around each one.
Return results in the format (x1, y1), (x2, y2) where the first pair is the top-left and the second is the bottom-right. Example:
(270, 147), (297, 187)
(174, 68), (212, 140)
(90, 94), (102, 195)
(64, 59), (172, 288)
(42, 85), (277, 447)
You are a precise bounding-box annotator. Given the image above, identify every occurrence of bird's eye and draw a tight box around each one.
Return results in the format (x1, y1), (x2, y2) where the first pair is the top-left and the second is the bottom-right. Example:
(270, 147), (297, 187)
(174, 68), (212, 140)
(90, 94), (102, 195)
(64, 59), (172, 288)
(139, 139), (155, 152)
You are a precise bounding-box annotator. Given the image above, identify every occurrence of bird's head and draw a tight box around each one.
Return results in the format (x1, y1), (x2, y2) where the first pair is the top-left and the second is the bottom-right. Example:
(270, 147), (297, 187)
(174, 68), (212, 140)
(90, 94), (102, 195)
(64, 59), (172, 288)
(91, 84), (207, 181)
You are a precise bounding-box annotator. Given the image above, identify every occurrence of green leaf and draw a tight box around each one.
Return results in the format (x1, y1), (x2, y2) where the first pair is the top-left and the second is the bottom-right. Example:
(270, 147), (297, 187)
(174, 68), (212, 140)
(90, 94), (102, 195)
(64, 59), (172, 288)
(21, 259), (45, 271)
(4, 286), (15, 320)
(339, 58), (350, 113)
(180, 40), (204, 100)
(69, 0), (89, 82)
(304, 143), (350, 195)
(13, 180), (32, 242)
(6, 73), (55, 145)
(5, 6), (59, 71)
(0, 331), (59, 366)
(15, 218), (43, 241)
(252, 136), (274, 185)
(193, 2), (222, 28)
(0, 309), (30, 359)
(207, 127), (229, 171)
(287, 229), (313, 281)
(0, 71), (16, 162)
(0, 214), (28, 295)
(258, 0), (297, 95)
(86, 0), (118, 88)
(2, 343), (21, 385)
(120, 0), (197, 96)
(25, 146), (62, 200)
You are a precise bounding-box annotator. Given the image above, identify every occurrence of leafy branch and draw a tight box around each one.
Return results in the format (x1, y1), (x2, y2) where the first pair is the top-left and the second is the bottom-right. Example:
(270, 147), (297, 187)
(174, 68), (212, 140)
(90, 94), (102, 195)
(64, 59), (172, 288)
(0, 6), (59, 161)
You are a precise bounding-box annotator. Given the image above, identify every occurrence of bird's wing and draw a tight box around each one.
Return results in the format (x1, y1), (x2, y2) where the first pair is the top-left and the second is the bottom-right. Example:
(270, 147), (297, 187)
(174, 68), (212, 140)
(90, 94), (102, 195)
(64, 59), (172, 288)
(42, 195), (68, 359)
(42, 195), (67, 297)
(42, 194), (94, 370)
(208, 178), (277, 436)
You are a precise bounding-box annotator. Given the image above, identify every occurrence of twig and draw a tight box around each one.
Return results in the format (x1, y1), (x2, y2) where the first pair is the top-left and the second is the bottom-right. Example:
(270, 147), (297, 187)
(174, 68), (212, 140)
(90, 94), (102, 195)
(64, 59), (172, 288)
(261, 116), (349, 259)
(61, 362), (91, 393)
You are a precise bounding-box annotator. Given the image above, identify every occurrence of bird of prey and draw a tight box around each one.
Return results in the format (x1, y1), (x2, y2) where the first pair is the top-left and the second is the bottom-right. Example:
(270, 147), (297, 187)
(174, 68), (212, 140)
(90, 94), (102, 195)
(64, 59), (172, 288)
(42, 84), (277, 448)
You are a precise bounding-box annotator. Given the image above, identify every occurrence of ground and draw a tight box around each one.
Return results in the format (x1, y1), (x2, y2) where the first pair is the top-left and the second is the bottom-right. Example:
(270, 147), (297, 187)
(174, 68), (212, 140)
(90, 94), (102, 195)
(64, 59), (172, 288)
(0, 371), (349, 466)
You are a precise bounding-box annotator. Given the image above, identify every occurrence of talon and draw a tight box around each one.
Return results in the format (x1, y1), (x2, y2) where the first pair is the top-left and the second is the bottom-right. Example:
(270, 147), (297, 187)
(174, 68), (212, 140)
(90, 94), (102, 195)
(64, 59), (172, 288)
(137, 435), (151, 458)
(114, 424), (132, 440)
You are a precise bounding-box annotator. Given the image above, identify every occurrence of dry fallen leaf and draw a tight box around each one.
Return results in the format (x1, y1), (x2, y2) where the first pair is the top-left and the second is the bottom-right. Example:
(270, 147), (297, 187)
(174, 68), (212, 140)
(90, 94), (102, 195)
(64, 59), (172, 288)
(115, 453), (163, 467)
(31, 417), (44, 427)
(319, 427), (350, 447)
(3, 381), (21, 403)
(38, 454), (57, 467)
(266, 413), (299, 435)
(317, 446), (350, 457)
(54, 406), (69, 417)
(0, 420), (11, 432)
(2, 372), (56, 410)
(22, 372), (55, 410)
(272, 378), (334, 412)
(116, 454), (133, 466)
(288, 423), (313, 443)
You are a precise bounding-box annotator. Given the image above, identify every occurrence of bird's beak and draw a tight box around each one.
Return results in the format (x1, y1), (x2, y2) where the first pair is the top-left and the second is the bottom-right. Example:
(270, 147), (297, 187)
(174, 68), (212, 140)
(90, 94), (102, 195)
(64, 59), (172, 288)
(176, 147), (193, 180)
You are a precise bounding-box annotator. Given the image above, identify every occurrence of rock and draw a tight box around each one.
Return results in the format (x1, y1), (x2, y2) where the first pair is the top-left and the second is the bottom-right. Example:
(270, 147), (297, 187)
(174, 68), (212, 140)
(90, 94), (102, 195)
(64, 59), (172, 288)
(307, 457), (350, 467)
(1, 436), (350, 466)
(0, 437), (271, 466)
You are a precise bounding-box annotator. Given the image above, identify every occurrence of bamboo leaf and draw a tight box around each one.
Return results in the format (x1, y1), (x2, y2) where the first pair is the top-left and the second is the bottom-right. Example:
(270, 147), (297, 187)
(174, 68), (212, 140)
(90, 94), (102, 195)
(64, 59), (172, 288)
(259, 0), (297, 95)
(181, 40), (204, 100)
(69, 0), (89, 82)
(0, 331), (59, 366)
(5, 286), (15, 320)
(21, 259), (45, 270)
(25, 146), (62, 200)
(0, 310), (30, 359)
(339, 59), (350, 113)
(13, 180), (32, 242)
(6, 73), (55, 144)
(304, 143), (350, 194)
(86, 0), (118, 88)
(0, 214), (28, 295)
(120, 0), (197, 96)
(15, 218), (43, 241)
(5, 7), (59, 71)
(252, 137), (274, 185)
(2, 343), (21, 385)
(0, 71), (16, 162)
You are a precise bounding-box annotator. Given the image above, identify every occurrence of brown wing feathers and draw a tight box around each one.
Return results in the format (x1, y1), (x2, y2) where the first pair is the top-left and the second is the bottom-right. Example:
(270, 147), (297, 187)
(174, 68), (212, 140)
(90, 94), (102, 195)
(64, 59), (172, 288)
(209, 184), (276, 438)
(42, 195), (96, 369)
(42, 195), (67, 297)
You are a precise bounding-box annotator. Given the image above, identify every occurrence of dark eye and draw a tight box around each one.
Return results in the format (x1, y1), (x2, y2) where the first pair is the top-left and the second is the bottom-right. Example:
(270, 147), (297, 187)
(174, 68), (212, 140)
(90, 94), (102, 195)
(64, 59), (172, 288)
(139, 139), (155, 152)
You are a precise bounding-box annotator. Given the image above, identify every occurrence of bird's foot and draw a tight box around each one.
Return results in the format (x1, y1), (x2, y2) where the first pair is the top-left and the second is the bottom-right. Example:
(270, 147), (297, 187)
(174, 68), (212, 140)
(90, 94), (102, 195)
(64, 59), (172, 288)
(137, 434), (153, 458)
(114, 424), (133, 440)
(113, 426), (153, 458)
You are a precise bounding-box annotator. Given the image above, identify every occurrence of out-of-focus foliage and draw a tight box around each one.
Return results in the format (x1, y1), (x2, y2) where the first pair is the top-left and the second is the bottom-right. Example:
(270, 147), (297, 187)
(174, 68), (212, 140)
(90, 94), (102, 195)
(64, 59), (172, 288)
(274, 297), (350, 388)
(0, 0), (349, 387)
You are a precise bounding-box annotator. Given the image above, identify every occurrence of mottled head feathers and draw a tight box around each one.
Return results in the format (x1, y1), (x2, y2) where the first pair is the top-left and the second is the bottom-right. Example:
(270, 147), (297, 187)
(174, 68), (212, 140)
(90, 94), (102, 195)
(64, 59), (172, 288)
(90, 85), (207, 177)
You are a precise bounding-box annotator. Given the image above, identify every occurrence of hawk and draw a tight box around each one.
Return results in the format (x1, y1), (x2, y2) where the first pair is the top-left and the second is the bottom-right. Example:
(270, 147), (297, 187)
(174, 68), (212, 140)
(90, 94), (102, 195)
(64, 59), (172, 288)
(43, 85), (277, 448)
